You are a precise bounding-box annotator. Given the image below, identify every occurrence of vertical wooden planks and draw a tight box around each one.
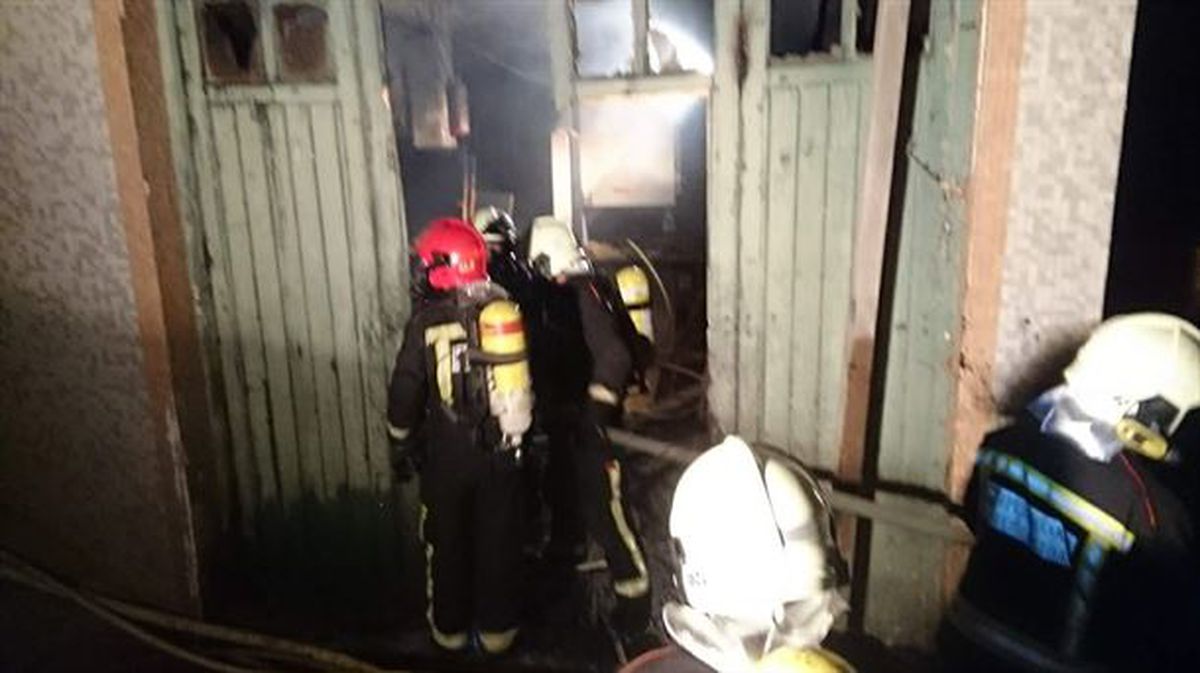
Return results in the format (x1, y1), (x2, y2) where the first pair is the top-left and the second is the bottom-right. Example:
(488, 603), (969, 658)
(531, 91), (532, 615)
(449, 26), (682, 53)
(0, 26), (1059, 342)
(706, 0), (743, 434)
(789, 84), (830, 464)
(266, 104), (324, 499)
(236, 105), (302, 507)
(311, 102), (362, 497)
(878, 0), (982, 490)
(330, 1), (380, 493)
(734, 0), (770, 439)
(171, 0), (411, 532)
(286, 105), (342, 499)
(212, 104), (278, 508)
(868, 0), (985, 647)
(760, 86), (800, 449)
(175, 0), (255, 533)
(817, 82), (860, 467)
(351, 0), (409, 494)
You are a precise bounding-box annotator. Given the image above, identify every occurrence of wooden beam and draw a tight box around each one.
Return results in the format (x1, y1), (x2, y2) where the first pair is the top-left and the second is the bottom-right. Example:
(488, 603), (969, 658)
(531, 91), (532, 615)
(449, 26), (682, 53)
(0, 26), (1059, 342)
(949, 0), (1026, 503)
(733, 0), (770, 438)
(94, 0), (201, 614)
(547, 0), (575, 116)
(632, 0), (650, 74)
(576, 73), (712, 99)
(838, 0), (910, 484)
(551, 127), (574, 222)
(204, 84), (340, 104)
(840, 0), (859, 59)
(706, 0), (743, 433)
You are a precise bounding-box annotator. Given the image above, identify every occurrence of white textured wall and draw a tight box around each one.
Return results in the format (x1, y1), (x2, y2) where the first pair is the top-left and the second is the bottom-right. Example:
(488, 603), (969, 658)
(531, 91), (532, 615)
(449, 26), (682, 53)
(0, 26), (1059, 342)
(0, 0), (196, 611)
(992, 0), (1138, 408)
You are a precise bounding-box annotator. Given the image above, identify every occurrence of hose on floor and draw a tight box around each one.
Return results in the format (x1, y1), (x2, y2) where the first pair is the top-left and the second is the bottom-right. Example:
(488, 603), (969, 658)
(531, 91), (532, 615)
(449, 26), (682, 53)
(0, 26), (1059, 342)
(0, 548), (392, 673)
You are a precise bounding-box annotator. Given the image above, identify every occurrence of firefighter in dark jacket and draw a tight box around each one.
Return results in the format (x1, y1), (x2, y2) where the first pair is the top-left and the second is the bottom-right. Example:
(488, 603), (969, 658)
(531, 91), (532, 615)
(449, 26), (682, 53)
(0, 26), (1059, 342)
(388, 218), (533, 655)
(524, 215), (658, 659)
(473, 207), (534, 301)
(942, 313), (1200, 672)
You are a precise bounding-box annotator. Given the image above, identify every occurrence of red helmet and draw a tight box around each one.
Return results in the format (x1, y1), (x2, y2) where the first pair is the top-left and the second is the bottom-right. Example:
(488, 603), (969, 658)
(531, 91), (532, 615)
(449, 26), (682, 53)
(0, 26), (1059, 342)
(413, 218), (489, 291)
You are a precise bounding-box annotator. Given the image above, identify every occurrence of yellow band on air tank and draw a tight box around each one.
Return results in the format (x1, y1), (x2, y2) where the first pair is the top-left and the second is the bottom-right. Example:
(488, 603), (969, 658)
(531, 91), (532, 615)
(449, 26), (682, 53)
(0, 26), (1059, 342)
(479, 300), (530, 394)
(616, 265), (654, 342)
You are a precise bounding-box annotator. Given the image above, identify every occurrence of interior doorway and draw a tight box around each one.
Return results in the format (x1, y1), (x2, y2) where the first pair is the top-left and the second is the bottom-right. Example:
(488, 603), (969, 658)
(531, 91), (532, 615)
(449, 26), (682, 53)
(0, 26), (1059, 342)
(379, 0), (713, 427)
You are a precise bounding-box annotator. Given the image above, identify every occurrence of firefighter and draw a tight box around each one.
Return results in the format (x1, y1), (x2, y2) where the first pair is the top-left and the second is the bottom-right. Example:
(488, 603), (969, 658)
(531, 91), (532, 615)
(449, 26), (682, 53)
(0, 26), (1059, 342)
(524, 215), (659, 659)
(621, 435), (854, 673)
(942, 313), (1200, 672)
(473, 206), (533, 300)
(387, 218), (534, 655)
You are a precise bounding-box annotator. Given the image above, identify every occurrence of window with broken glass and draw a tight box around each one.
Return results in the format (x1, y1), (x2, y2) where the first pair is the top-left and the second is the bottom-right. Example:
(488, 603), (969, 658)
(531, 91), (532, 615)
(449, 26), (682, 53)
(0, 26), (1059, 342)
(198, 0), (334, 85)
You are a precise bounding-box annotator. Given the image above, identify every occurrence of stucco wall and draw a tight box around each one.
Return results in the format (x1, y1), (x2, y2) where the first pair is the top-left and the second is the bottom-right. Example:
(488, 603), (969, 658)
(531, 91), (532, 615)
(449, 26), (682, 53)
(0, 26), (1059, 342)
(0, 0), (197, 612)
(992, 0), (1137, 408)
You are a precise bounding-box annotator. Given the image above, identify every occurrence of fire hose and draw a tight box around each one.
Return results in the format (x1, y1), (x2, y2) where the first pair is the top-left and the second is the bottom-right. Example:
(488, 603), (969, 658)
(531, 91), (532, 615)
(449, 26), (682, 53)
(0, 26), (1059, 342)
(0, 432), (969, 672)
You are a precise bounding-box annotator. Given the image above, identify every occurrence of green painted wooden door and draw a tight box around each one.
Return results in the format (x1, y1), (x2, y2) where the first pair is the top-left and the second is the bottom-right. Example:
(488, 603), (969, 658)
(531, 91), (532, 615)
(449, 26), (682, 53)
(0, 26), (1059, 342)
(172, 0), (407, 533)
(749, 61), (872, 469)
(710, 55), (872, 472)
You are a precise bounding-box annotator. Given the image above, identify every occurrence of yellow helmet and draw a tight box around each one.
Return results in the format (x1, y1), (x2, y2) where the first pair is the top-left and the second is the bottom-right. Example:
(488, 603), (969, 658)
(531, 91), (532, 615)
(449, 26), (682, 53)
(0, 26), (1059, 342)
(1063, 313), (1200, 459)
(755, 647), (854, 673)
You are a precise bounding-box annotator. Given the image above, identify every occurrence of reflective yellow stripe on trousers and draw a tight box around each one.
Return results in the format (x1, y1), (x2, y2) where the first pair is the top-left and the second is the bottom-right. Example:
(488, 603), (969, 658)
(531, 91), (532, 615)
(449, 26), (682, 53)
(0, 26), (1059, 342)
(605, 460), (649, 598)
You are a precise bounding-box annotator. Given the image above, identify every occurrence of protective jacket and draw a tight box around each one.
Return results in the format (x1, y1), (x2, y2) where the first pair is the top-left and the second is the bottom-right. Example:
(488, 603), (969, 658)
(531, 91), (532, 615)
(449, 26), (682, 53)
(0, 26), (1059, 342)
(947, 412), (1198, 672)
(525, 274), (651, 632)
(526, 275), (634, 415)
(387, 282), (524, 650)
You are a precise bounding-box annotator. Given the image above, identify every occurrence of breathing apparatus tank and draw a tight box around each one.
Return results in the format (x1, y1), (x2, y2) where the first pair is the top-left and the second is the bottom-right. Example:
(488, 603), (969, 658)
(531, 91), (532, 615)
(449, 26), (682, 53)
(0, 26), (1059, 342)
(478, 299), (533, 447)
(615, 264), (654, 344)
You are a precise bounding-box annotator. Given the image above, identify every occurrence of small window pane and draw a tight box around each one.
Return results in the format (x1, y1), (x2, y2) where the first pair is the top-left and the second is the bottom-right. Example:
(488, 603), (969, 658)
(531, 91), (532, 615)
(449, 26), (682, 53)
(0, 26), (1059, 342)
(576, 0), (636, 78)
(857, 0), (878, 54)
(649, 0), (714, 75)
(275, 3), (334, 82)
(770, 0), (841, 58)
(201, 0), (264, 83)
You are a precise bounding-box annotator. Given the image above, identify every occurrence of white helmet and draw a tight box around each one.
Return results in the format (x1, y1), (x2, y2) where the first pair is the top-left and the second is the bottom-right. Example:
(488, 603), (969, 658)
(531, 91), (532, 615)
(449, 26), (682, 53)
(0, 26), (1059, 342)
(472, 207), (500, 232)
(665, 436), (847, 672)
(1063, 313), (1200, 459)
(527, 216), (591, 278)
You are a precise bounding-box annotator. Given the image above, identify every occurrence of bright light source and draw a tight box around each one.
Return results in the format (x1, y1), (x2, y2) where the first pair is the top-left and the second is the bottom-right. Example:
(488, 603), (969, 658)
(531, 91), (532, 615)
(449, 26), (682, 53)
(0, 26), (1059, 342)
(649, 20), (714, 76)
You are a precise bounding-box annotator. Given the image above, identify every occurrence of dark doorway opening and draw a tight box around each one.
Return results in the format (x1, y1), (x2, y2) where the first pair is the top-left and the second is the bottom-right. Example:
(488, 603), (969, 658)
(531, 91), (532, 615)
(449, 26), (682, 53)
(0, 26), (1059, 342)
(1105, 0), (1200, 321)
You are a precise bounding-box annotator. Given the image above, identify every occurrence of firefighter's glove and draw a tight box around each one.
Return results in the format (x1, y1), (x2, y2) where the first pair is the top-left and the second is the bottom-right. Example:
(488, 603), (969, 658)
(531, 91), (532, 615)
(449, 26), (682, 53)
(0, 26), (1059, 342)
(389, 437), (422, 484)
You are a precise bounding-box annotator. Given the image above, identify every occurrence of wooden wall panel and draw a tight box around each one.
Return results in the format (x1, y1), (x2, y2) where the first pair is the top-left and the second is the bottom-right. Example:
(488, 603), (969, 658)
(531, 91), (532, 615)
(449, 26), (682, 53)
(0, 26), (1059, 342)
(789, 83), (830, 463)
(175, 0), (406, 532)
(237, 104), (303, 506)
(733, 0), (770, 440)
(311, 102), (363, 496)
(731, 69), (869, 471)
(761, 87), (801, 450)
(265, 105), (325, 498)
(285, 104), (345, 500)
(706, 0), (743, 434)
(212, 105), (279, 509)
(867, 0), (984, 647)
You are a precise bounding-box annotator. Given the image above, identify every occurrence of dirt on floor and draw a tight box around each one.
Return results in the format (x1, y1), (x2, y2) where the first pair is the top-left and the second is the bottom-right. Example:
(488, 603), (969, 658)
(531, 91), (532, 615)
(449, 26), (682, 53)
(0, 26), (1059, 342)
(0, 417), (938, 672)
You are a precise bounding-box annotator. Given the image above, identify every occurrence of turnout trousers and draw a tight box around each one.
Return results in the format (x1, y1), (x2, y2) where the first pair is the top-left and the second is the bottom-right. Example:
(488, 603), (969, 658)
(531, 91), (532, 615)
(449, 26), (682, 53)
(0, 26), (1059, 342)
(545, 409), (651, 630)
(420, 426), (523, 651)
